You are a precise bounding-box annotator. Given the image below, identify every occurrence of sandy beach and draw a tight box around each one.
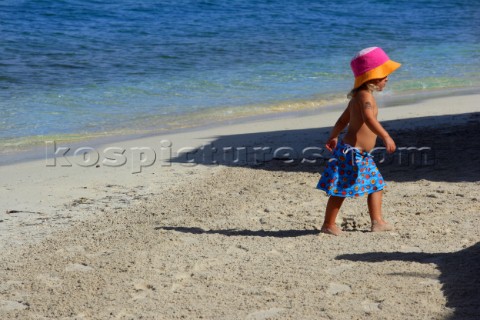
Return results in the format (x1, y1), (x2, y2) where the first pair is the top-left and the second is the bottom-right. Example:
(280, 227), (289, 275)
(1, 93), (479, 319)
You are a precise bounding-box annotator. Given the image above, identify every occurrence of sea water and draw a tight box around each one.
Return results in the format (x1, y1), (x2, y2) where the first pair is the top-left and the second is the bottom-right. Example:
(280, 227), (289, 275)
(1, 0), (479, 156)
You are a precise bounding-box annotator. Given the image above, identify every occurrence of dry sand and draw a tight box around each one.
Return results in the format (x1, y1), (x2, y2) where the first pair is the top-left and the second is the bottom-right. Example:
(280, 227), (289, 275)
(0, 93), (479, 319)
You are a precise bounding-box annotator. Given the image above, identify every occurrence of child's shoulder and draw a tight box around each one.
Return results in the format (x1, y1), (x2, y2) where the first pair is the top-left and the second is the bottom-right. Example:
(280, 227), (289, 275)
(352, 89), (374, 104)
(356, 88), (373, 99)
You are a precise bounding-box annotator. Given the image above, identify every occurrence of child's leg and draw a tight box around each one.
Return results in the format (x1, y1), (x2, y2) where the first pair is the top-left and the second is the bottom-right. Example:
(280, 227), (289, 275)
(321, 196), (345, 235)
(367, 191), (393, 232)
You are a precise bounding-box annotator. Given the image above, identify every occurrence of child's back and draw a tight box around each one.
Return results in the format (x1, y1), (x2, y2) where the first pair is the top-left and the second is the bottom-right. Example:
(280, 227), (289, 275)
(343, 89), (379, 153)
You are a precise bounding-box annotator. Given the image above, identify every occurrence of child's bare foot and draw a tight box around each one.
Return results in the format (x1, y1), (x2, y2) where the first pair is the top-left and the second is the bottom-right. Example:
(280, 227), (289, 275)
(320, 224), (343, 236)
(371, 220), (394, 232)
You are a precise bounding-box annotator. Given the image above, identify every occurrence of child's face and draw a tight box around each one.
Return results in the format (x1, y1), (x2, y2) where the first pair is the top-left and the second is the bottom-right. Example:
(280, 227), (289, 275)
(374, 76), (389, 91)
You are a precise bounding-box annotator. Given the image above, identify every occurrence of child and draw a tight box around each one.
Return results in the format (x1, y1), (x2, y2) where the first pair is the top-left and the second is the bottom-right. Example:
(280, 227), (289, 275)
(317, 47), (401, 236)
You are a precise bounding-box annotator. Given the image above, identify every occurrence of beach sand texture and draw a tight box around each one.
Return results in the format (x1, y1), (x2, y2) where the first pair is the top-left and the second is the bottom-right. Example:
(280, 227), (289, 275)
(0, 94), (479, 319)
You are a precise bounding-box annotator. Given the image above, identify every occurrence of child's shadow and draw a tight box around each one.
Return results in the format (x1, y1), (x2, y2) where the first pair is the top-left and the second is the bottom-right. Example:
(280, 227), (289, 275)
(337, 242), (480, 320)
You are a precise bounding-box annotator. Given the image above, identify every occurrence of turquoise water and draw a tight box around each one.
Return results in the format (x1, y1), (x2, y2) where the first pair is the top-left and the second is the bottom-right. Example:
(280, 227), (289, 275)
(1, 0), (479, 153)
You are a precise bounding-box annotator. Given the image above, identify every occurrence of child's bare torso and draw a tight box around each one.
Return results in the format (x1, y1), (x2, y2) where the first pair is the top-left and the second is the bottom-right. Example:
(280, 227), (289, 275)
(343, 92), (378, 152)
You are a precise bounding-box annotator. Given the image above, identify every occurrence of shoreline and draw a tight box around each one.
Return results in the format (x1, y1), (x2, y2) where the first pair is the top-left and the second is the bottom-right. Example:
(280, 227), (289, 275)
(1, 86), (479, 167)
(1, 92), (479, 244)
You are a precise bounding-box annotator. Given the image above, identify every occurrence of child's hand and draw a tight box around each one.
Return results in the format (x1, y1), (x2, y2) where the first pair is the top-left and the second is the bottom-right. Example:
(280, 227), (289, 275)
(325, 137), (338, 152)
(383, 136), (396, 153)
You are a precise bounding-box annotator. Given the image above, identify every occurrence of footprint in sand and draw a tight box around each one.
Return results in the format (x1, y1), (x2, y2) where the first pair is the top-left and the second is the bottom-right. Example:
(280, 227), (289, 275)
(0, 280), (23, 293)
(171, 272), (194, 291)
(0, 300), (29, 311)
(361, 300), (380, 312)
(226, 244), (249, 255)
(266, 249), (282, 257)
(192, 258), (222, 272)
(131, 280), (156, 301)
(65, 263), (94, 272)
(327, 282), (352, 295)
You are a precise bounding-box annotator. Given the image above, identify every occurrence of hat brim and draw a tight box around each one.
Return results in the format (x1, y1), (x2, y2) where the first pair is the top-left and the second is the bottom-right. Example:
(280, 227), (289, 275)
(353, 60), (401, 89)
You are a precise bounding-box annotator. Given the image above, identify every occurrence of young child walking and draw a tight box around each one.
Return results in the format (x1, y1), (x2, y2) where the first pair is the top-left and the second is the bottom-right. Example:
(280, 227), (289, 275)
(317, 47), (401, 236)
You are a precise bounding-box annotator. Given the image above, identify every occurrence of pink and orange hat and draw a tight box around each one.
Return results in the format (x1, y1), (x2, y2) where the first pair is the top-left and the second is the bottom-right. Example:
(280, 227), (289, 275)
(350, 47), (401, 89)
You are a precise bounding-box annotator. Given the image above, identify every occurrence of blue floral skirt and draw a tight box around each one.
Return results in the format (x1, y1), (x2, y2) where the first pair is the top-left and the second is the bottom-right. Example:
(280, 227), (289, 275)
(317, 141), (385, 198)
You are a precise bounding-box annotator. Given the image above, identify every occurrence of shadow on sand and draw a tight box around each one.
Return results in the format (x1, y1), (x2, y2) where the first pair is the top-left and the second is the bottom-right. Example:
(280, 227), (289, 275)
(337, 242), (480, 320)
(155, 226), (319, 238)
(169, 112), (480, 182)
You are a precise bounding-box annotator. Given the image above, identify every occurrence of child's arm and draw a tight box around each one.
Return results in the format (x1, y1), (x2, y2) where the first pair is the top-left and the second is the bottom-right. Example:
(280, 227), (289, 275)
(325, 104), (350, 151)
(359, 92), (396, 153)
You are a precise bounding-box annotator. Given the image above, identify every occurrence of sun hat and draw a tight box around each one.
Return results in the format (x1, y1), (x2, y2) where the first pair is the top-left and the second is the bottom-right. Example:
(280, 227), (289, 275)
(350, 47), (401, 89)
